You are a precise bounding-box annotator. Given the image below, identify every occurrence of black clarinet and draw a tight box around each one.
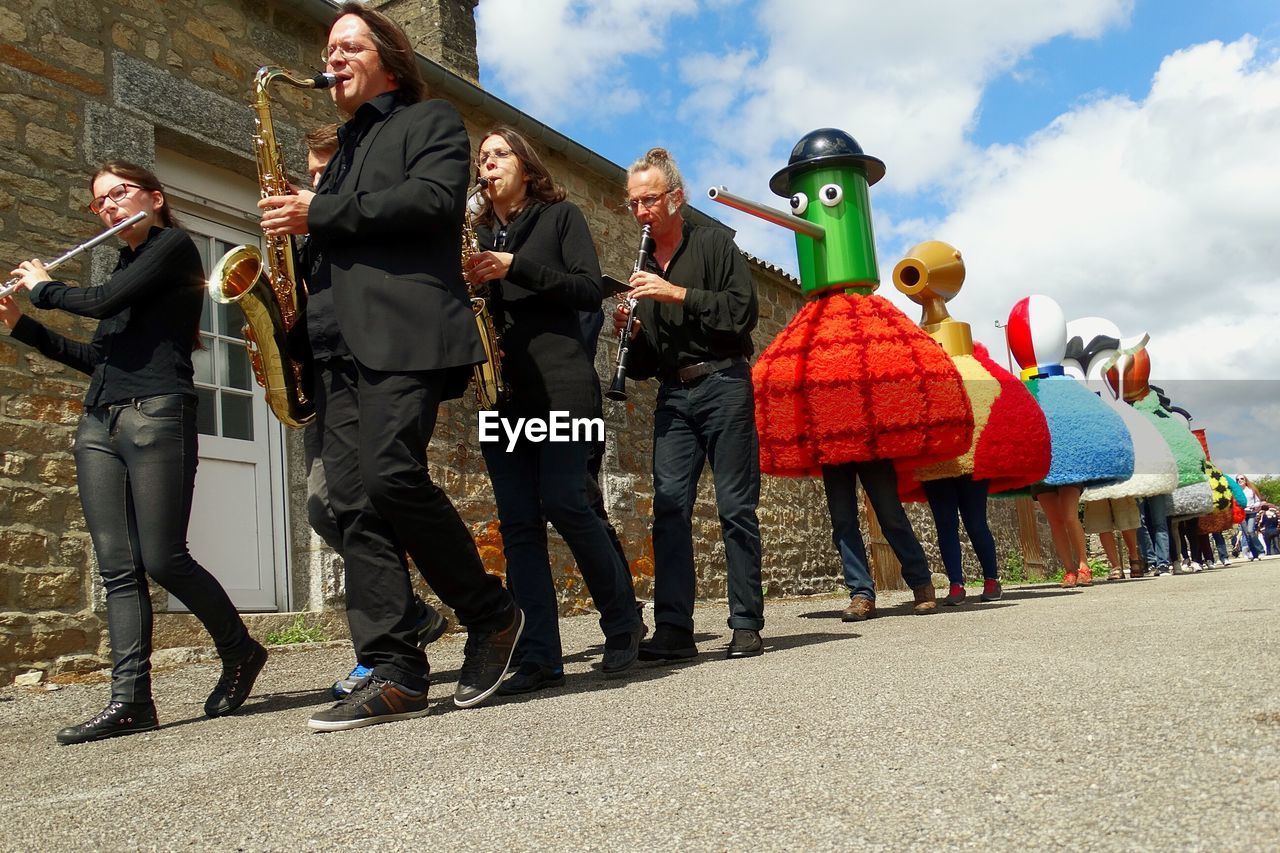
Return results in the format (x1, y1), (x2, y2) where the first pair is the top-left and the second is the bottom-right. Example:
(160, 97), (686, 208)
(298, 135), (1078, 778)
(605, 225), (655, 401)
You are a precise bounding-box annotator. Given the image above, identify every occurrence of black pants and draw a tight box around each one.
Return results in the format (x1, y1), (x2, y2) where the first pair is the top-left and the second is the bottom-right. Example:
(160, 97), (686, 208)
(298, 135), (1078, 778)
(315, 356), (512, 691)
(75, 395), (250, 703)
(651, 362), (764, 632)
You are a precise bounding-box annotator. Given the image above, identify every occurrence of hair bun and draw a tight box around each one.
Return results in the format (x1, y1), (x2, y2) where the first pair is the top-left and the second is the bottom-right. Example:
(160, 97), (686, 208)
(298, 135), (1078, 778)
(645, 147), (671, 163)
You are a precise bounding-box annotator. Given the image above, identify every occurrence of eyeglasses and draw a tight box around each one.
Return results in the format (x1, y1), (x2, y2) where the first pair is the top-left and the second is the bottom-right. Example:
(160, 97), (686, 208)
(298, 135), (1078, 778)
(88, 183), (143, 214)
(321, 41), (374, 64)
(476, 147), (515, 166)
(625, 191), (669, 213)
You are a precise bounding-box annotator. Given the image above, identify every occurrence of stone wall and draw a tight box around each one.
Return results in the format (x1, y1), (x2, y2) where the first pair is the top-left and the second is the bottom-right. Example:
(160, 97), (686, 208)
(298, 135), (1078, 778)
(0, 0), (1056, 684)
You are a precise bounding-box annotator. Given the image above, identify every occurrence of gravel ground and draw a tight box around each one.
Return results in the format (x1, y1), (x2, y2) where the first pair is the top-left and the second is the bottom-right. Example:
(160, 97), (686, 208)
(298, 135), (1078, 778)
(4, 558), (1279, 851)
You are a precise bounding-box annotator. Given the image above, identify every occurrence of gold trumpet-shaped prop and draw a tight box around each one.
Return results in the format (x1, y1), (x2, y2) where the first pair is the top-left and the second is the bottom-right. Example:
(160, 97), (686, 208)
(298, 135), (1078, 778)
(0, 211), (147, 300)
(892, 240), (973, 357)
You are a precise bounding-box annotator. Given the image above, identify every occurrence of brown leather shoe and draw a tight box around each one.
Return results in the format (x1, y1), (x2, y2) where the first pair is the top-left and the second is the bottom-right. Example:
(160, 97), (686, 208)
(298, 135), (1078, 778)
(912, 584), (937, 614)
(841, 597), (876, 622)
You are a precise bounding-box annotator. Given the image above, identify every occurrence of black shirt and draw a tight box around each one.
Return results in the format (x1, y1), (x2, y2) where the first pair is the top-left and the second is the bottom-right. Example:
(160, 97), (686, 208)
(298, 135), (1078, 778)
(304, 90), (404, 360)
(626, 220), (758, 381)
(12, 226), (205, 406)
(475, 200), (604, 420)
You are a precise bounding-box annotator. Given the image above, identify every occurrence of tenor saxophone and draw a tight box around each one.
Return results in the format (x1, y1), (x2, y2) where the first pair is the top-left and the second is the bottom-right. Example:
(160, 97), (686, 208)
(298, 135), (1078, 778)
(208, 66), (335, 428)
(462, 179), (509, 409)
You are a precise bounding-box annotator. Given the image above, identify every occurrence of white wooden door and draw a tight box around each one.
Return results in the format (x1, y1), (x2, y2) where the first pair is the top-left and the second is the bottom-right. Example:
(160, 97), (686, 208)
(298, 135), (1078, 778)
(172, 213), (286, 612)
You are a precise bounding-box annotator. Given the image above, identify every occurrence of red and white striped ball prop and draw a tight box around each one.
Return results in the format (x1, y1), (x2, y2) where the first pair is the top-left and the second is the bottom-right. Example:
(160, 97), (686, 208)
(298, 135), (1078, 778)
(1005, 295), (1067, 380)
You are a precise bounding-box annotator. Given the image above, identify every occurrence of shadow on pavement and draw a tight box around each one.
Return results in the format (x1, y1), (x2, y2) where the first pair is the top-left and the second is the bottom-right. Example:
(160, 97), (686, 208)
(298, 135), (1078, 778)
(797, 585), (1089, 621)
(234, 687), (335, 717)
(429, 630), (860, 713)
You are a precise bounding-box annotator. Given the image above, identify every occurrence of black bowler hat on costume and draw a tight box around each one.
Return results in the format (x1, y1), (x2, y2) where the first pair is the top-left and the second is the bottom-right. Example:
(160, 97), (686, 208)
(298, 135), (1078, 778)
(769, 128), (886, 196)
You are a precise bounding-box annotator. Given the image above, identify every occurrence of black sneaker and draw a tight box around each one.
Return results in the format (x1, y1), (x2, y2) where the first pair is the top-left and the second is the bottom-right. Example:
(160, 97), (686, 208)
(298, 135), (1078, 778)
(307, 676), (430, 732)
(412, 600), (450, 648)
(726, 628), (763, 659)
(638, 624), (697, 661)
(205, 640), (268, 718)
(56, 700), (158, 745)
(601, 623), (647, 674)
(454, 607), (524, 709)
(498, 662), (565, 695)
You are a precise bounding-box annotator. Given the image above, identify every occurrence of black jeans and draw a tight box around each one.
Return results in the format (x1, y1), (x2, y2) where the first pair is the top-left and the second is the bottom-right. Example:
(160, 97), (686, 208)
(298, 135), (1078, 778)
(315, 356), (513, 691)
(923, 476), (998, 584)
(482, 436), (641, 669)
(823, 458), (930, 600)
(74, 395), (250, 703)
(651, 362), (763, 632)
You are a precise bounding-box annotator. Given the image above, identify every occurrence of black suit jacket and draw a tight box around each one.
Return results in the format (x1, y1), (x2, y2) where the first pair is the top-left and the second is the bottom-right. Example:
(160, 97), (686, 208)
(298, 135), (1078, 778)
(308, 96), (484, 382)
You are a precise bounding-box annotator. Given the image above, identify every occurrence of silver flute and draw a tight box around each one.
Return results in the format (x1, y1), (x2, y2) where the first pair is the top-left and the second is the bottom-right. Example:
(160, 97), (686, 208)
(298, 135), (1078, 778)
(0, 210), (148, 299)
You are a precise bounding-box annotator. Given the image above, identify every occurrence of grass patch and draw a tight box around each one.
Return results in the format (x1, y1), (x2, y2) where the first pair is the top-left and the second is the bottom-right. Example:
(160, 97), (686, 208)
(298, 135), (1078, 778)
(964, 553), (1112, 586)
(265, 615), (326, 646)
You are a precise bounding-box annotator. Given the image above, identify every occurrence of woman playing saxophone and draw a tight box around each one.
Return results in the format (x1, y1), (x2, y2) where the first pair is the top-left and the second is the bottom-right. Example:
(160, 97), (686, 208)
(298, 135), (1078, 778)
(464, 127), (645, 693)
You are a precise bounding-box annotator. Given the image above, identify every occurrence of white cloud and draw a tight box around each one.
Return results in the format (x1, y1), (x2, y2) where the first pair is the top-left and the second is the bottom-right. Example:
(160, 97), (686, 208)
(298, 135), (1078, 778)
(681, 0), (1139, 330)
(683, 0), (1134, 194)
(933, 38), (1280, 381)
(475, 0), (697, 122)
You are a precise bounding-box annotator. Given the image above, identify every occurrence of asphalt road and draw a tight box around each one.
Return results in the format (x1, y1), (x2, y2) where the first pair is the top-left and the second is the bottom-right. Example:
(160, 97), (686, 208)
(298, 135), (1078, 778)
(5, 558), (1279, 851)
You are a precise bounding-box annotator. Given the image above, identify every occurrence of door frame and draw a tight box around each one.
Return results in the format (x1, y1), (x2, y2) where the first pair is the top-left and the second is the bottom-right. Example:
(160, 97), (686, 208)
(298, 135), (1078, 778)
(156, 150), (294, 612)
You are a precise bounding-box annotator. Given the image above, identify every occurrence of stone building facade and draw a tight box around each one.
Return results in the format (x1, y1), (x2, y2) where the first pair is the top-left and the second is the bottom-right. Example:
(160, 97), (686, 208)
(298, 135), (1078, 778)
(0, 0), (1055, 684)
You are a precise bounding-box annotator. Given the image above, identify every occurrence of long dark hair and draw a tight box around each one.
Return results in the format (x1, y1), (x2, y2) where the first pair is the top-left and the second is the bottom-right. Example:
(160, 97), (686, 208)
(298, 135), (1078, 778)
(475, 126), (566, 227)
(333, 2), (427, 103)
(91, 160), (179, 228)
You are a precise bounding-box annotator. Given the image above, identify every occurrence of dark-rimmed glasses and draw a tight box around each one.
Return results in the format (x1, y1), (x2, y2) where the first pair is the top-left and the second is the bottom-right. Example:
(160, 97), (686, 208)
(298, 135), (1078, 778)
(88, 183), (143, 214)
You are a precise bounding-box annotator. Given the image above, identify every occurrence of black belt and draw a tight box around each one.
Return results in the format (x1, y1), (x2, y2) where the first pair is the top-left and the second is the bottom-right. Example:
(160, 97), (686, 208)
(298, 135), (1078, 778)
(664, 357), (743, 385)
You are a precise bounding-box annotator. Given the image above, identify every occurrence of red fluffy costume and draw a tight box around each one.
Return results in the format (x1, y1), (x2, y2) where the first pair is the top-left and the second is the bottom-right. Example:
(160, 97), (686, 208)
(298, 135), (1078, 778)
(896, 343), (1051, 502)
(752, 293), (973, 478)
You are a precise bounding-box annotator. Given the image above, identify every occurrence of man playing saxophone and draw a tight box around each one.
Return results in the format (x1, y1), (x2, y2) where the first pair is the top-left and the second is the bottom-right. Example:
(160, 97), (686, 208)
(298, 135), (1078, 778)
(258, 3), (522, 731)
(298, 124), (449, 702)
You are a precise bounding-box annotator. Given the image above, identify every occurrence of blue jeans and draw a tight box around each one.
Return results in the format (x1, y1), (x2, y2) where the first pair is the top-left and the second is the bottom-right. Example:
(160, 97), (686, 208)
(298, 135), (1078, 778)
(823, 459), (931, 601)
(482, 437), (641, 669)
(1211, 531), (1229, 562)
(923, 476), (998, 584)
(1242, 515), (1266, 558)
(75, 395), (251, 703)
(1137, 493), (1173, 568)
(651, 362), (763, 632)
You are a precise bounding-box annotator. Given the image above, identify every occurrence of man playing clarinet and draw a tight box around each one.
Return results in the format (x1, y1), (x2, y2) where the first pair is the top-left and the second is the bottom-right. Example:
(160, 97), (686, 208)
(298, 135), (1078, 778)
(612, 148), (765, 660)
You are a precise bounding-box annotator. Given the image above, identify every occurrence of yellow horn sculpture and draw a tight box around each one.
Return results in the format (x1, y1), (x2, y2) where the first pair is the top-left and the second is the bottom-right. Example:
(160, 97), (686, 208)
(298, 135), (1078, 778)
(892, 240), (972, 357)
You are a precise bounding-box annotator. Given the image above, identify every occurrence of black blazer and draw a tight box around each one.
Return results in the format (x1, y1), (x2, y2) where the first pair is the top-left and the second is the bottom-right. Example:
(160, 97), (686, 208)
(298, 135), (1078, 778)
(308, 97), (485, 379)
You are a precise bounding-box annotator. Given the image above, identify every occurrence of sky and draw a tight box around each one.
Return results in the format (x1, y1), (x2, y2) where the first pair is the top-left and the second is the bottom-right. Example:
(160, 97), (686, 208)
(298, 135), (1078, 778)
(473, 0), (1280, 474)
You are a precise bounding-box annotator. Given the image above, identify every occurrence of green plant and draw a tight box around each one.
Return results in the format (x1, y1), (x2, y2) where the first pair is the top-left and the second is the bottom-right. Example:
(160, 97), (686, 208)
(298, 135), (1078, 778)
(1254, 475), (1280, 505)
(265, 615), (326, 646)
(1002, 552), (1027, 584)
